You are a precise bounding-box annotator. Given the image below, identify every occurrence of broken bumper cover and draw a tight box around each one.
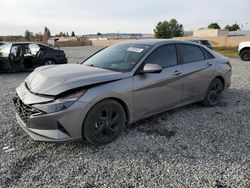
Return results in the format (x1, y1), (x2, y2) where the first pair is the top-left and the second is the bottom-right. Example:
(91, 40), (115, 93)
(16, 113), (71, 142)
(14, 100), (88, 142)
(13, 84), (89, 142)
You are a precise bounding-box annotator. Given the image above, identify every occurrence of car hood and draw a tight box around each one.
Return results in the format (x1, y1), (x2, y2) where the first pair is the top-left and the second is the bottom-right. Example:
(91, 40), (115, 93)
(25, 64), (130, 96)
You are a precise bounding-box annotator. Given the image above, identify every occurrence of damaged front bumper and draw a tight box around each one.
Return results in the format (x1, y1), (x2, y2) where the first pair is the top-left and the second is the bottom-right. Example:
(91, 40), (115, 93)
(13, 83), (89, 142)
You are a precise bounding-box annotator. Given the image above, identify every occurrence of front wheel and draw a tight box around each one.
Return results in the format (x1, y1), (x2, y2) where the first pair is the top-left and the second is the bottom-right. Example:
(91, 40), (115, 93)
(83, 99), (126, 146)
(202, 78), (224, 107)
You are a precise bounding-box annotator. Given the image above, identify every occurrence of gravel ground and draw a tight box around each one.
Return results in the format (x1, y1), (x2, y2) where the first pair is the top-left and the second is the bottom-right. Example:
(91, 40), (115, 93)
(61, 46), (104, 64)
(0, 47), (249, 187)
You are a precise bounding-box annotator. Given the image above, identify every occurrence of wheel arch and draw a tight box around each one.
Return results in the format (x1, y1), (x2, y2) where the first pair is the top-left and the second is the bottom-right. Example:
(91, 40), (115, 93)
(240, 47), (250, 55)
(214, 75), (225, 88)
(43, 58), (56, 65)
(107, 97), (130, 125)
(81, 97), (131, 139)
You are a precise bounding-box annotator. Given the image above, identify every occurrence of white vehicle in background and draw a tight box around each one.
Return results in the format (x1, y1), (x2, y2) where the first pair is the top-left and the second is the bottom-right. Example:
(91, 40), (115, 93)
(238, 41), (250, 61)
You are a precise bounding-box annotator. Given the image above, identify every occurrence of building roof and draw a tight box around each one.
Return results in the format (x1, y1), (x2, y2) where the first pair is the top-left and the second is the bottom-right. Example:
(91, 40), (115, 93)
(228, 30), (250, 36)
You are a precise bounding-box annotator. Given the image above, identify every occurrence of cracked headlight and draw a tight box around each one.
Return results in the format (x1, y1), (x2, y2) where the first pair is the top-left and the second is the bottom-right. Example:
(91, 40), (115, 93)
(33, 90), (86, 113)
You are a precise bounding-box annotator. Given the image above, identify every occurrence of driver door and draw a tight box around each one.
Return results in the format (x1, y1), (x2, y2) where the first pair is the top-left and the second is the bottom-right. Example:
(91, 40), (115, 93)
(0, 44), (12, 71)
(133, 44), (183, 120)
(9, 44), (24, 69)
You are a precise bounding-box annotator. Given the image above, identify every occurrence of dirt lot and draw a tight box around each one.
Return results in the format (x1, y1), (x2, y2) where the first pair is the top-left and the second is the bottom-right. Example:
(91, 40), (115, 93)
(0, 47), (249, 187)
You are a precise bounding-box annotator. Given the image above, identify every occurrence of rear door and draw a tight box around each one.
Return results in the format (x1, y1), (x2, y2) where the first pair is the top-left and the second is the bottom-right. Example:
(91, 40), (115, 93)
(29, 44), (41, 66)
(133, 44), (184, 120)
(177, 44), (216, 102)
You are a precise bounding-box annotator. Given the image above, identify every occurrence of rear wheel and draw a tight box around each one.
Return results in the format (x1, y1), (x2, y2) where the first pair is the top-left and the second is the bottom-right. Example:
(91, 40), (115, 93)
(240, 49), (250, 61)
(202, 78), (224, 107)
(83, 99), (126, 146)
(44, 59), (55, 65)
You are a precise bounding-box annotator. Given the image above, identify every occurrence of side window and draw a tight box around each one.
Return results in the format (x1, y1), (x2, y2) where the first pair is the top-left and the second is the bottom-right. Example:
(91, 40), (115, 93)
(10, 45), (23, 57)
(178, 44), (205, 64)
(144, 45), (177, 68)
(28, 44), (40, 55)
(202, 48), (215, 59)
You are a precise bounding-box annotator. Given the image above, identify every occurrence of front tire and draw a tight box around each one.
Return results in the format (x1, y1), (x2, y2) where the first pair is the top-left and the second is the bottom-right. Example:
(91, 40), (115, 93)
(202, 78), (224, 107)
(240, 49), (250, 61)
(83, 99), (126, 146)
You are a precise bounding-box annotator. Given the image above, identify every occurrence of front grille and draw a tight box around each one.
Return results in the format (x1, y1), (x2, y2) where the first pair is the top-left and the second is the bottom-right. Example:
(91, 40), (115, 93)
(13, 95), (43, 122)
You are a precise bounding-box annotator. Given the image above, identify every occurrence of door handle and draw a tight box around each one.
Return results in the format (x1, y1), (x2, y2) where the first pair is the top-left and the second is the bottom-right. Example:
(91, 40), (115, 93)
(174, 70), (182, 76)
(207, 62), (213, 66)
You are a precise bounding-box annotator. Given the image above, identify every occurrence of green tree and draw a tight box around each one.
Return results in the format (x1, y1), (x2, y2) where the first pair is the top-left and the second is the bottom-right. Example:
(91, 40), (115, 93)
(24, 30), (33, 41)
(225, 24), (240, 31)
(154, 18), (184, 38)
(97, 32), (101, 36)
(34, 32), (43, 42)
(208, 23), (221, 29)
(44, 27), (51, 38)
(71, 31), (76, 36)
(58, 32), (66, 37)
(225, 25), (231, 30)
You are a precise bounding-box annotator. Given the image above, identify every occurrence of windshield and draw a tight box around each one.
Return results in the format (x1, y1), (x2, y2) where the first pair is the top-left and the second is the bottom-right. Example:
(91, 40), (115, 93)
(84, 43), (151, 72)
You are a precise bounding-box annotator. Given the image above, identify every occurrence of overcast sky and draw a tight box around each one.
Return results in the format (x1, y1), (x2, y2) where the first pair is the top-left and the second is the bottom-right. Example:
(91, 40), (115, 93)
(0, 0), (249, 36)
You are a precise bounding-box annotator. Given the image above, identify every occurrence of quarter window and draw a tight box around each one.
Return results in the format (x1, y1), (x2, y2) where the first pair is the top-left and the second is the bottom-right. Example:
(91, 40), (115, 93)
(28, 44), (40, 55)
(202, 48), (215, 59)
(144, 45), (177, 68)
(178, 44), (205, 64)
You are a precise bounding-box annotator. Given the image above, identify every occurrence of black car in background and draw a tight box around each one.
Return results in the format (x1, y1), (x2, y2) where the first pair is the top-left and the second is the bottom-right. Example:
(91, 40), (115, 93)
(0, 42), (67, 72)
(189, 40), (213, 49)
(0, 42), (5, 46)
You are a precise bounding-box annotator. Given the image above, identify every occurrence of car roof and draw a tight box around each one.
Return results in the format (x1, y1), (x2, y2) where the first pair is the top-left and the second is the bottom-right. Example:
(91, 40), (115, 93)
(121, 39), (201, 46)
(120, 39), (198, 46)
(189, 39), (209, 42)
(1, 41), (47, 46)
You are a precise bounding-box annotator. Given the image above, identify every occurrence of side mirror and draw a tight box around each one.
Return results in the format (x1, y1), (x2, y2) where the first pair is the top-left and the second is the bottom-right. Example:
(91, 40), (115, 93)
(142, 63), (163, 73)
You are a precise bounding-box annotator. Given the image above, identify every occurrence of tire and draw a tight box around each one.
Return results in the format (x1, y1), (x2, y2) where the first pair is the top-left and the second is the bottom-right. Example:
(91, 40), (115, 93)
(240, 49), (250, 61)
(44, 59), (55, 65)
(83, 99), (126, 146)
(202, 78), (224, 107)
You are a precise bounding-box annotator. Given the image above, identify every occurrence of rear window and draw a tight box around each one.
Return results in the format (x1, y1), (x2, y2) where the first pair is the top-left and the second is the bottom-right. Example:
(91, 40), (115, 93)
(178, 44), (205, 64)
(201, 40), (210, 45)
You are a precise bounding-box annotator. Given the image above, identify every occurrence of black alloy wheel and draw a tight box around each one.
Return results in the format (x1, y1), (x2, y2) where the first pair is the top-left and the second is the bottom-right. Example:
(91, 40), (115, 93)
(240, 49), (250, 61)
(44, 59), (55, 65)
(202, 78), (224, 107)
(83, 99), (126, 145)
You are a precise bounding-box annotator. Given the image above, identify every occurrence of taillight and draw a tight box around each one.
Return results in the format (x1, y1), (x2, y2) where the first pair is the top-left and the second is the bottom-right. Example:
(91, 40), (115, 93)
(226, 61), (232, 69)
(61, 52), (66, 57)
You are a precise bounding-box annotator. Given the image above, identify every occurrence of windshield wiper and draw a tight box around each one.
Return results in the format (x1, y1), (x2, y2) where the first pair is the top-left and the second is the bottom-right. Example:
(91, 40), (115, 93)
(87, 64), (106, 70)
(87, 64), (98, 68)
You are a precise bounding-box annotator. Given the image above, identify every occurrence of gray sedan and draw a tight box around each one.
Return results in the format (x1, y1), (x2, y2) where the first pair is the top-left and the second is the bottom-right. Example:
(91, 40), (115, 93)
(13, 39), (232, 145)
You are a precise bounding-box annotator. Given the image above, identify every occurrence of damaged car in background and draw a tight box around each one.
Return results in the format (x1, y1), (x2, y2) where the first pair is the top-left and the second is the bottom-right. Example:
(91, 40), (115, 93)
(0, 42), (67, 72)
(13, 39), (232, 145)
